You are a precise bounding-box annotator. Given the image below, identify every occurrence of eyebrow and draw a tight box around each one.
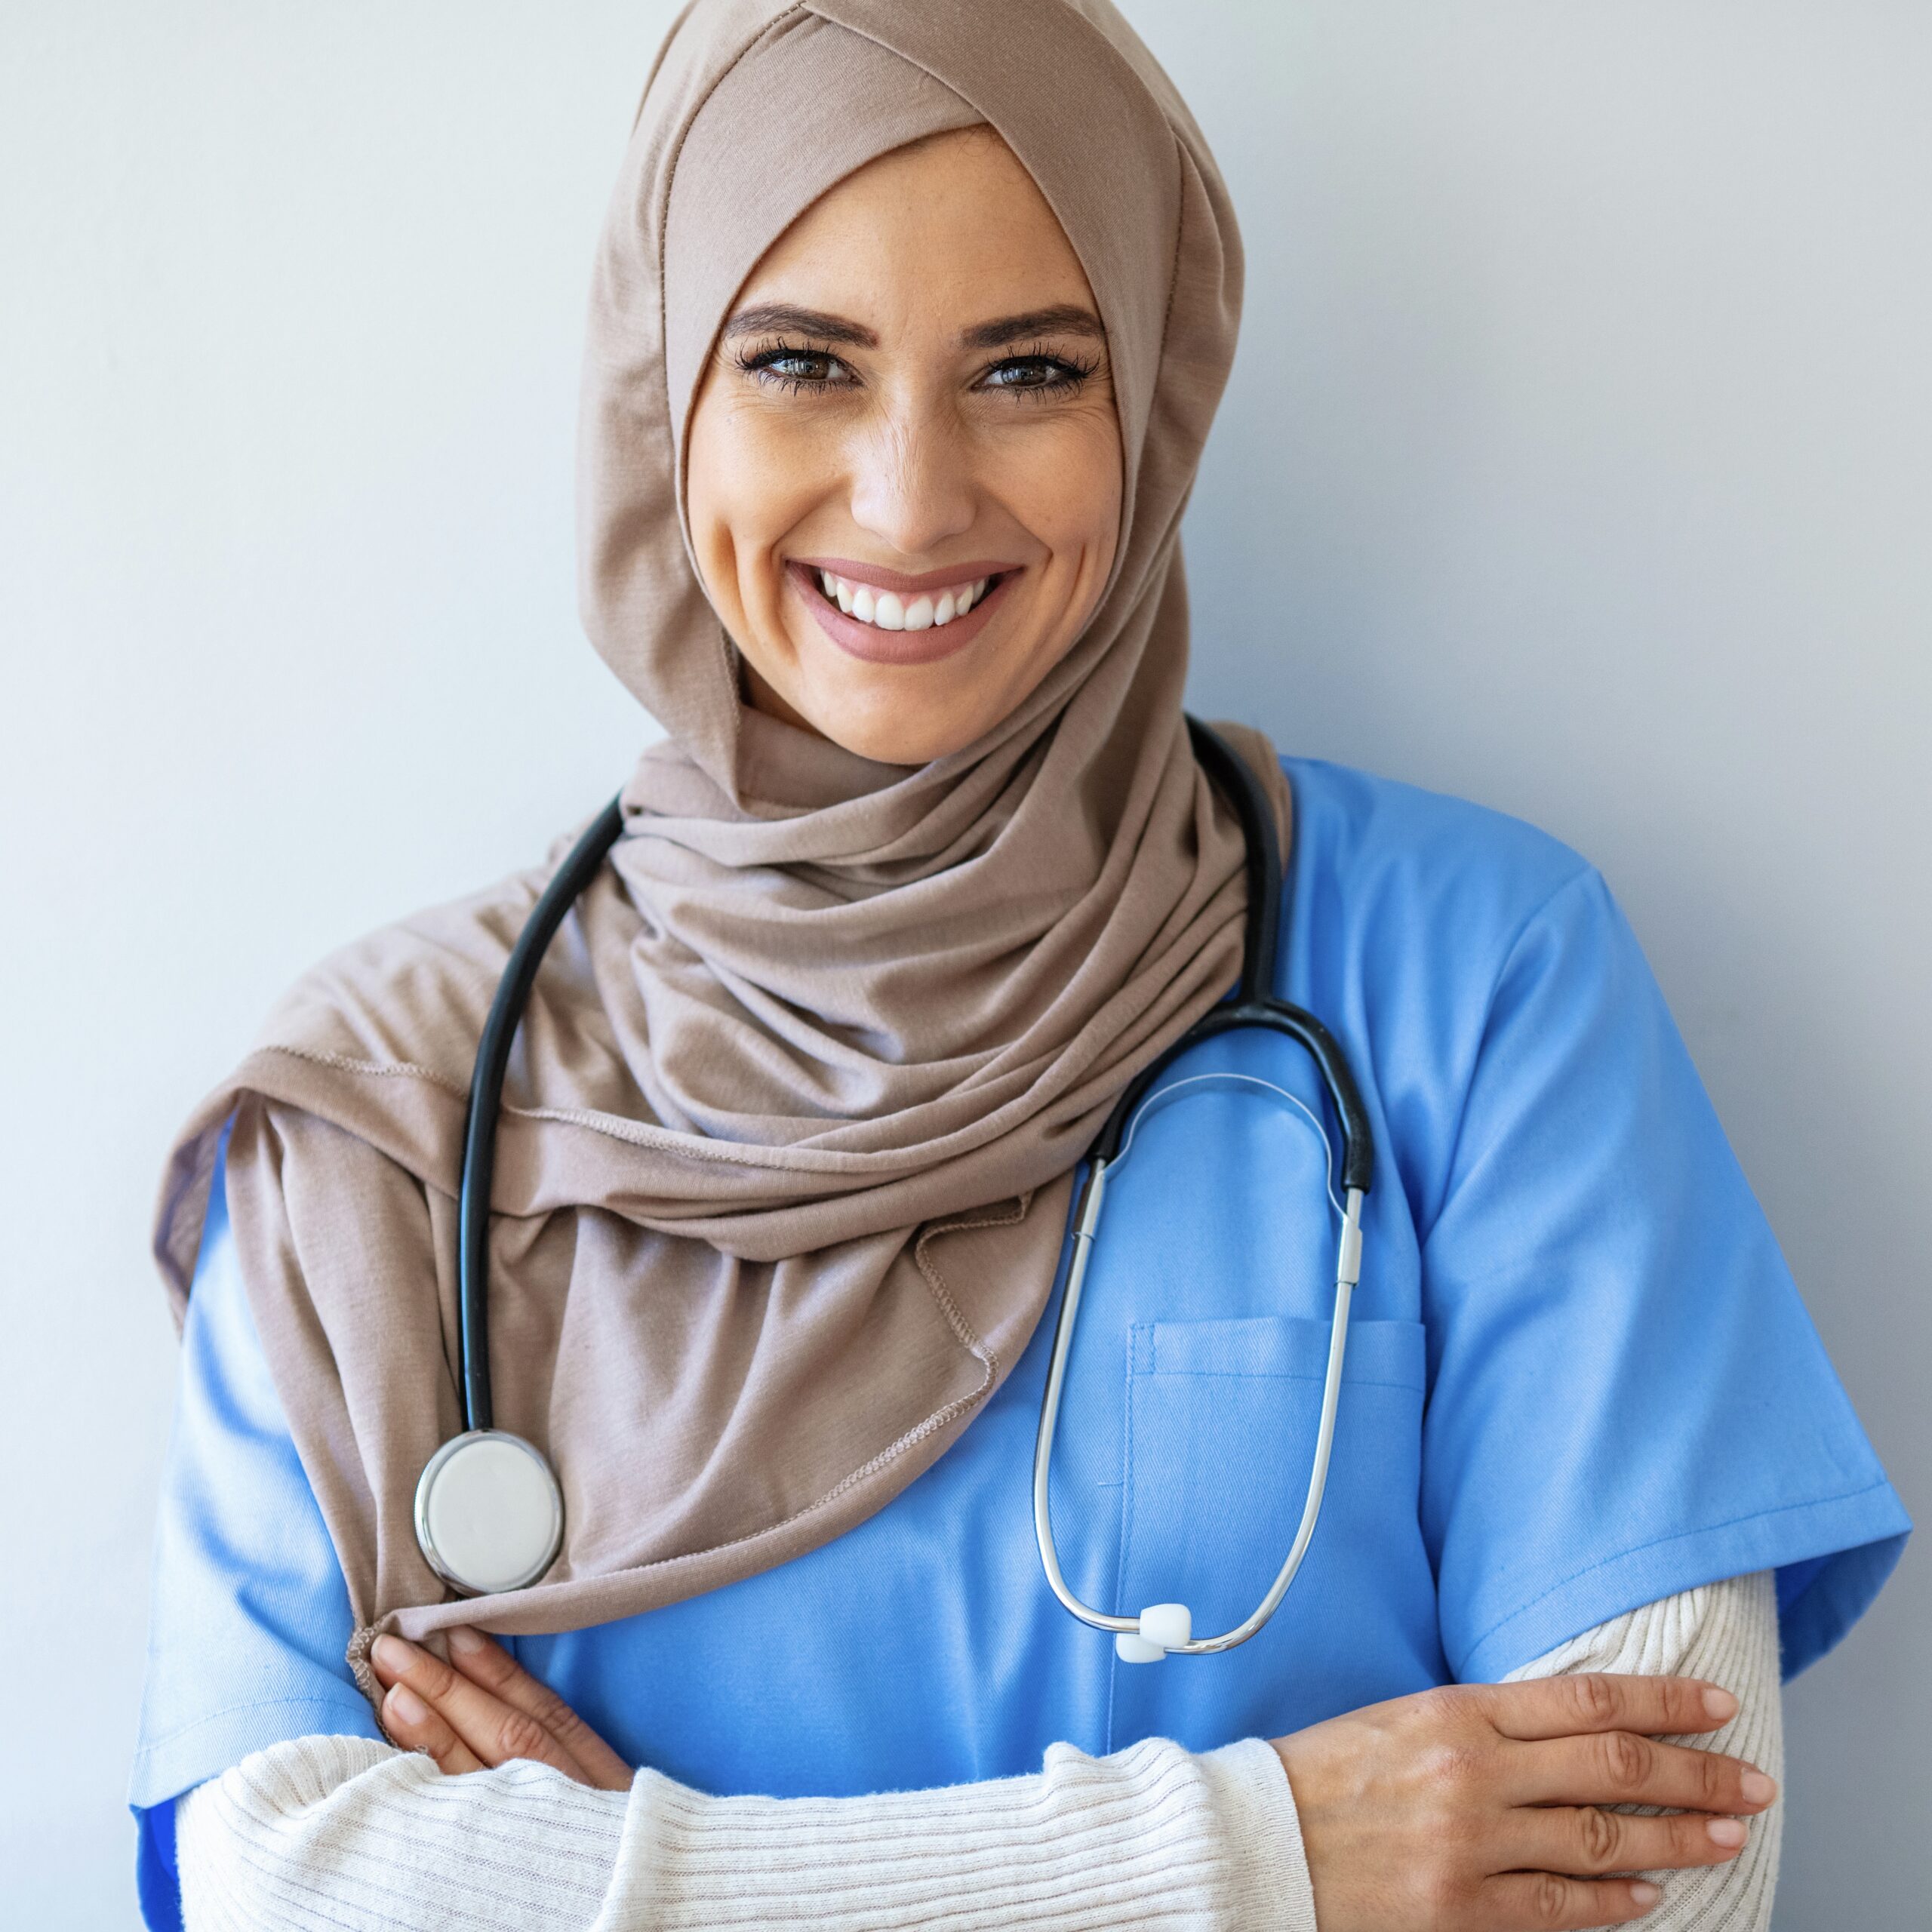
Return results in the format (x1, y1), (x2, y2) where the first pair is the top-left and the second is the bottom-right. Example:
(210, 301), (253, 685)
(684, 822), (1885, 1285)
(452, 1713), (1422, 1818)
(958, 304), (1106, 350)
(720, 302), (1106, 352)
(721, 304), (876, 348)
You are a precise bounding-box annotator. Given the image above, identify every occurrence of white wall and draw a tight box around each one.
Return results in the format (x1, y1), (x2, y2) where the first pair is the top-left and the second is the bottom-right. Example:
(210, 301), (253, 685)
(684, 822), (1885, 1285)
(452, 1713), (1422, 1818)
(2, 4), (1924, 1924)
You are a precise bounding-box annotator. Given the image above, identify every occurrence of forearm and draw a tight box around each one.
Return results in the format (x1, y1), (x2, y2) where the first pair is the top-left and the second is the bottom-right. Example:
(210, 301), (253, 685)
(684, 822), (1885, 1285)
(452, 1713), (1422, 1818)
(1496, 1568), (1783, 1928)
(178, 1735), (620, 1931)
(177, 1574), (1780, 1932)
(178, 1728), (1314, 1931)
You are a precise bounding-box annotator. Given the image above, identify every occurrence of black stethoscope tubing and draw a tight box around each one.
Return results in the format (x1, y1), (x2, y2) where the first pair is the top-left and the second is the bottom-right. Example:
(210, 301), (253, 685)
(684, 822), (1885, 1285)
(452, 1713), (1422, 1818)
(456, 792), (624, 1435)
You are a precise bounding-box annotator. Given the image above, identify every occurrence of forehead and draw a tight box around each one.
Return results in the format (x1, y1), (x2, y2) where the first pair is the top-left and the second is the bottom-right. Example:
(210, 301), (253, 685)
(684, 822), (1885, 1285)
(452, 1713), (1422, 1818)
(731, 129), (1097, 330)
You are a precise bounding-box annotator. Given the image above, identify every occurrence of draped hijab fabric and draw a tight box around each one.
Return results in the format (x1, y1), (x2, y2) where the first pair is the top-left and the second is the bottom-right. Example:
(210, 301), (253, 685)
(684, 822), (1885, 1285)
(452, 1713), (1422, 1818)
(150, 0), (1287, 1686)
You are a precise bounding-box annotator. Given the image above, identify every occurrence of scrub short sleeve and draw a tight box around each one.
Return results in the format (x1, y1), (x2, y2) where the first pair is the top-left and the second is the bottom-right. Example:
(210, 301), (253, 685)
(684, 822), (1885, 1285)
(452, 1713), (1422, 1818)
(129, 1120), (380, 1928)
(1419, 867), (1909, 1685)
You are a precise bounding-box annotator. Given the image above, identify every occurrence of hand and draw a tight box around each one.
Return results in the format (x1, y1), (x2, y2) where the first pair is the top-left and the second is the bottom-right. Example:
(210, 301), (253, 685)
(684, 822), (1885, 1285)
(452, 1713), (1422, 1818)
(1271, 1672), (1777, 1931)
(370, 1626), (632, 1792)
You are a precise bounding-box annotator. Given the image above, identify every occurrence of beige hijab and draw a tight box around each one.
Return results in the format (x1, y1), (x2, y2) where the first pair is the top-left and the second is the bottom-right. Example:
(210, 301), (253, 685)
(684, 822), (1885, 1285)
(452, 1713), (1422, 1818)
(151, 0), (1287, 1696)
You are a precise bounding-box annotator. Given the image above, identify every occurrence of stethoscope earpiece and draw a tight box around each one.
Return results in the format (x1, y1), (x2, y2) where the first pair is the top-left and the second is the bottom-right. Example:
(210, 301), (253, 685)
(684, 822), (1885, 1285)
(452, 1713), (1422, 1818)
(1115, 1601), (1192, 1663)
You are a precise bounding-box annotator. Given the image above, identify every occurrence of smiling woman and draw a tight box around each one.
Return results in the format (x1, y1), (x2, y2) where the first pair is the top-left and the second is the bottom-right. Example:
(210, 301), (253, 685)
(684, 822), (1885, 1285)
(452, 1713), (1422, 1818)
(131, 3), (1906, 1930)
(686, 125), (1123, 761)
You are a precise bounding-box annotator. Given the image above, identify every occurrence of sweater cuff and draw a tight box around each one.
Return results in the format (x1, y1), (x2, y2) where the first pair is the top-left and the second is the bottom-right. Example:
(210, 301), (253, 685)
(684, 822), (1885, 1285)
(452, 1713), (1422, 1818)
(1195, 1737), (1320, 1932)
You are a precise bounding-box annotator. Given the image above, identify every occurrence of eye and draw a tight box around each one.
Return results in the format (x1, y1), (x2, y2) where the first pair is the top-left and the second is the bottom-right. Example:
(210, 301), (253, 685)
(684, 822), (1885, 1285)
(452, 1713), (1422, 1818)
(978, 344), (1100, 401)
(735, 339), (853, 395)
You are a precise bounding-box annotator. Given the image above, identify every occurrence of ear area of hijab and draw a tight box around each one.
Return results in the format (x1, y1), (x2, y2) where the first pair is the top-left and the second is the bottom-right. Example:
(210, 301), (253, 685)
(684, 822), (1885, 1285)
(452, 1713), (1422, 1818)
(583, 6), (983, 779)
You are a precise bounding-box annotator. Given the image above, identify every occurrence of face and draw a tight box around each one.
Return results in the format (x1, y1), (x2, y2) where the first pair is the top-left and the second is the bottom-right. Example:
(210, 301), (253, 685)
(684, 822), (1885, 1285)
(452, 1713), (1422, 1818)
(685, 126), (1123, 766)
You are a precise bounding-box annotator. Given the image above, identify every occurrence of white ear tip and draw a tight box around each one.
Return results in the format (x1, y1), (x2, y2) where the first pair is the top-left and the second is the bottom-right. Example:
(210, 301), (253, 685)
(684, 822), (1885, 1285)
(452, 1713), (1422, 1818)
(1115, 1602), (1192, 1662)
(1140, 1602), (1192, 1650)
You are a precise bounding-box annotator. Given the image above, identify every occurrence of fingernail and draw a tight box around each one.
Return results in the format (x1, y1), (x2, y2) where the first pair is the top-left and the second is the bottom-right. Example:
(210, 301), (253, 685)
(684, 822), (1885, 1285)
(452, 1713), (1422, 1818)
(1740, 1770), (1777, 1804)
(1708, 1817), (1748, 1848)
(1629, 1881), (1661, 1907)
(386, 1684), (426, 1725)
(1702, 1686), (1739, 1721)
(372, 1635), (414, 1674)
(448, 1625), (485, 1655)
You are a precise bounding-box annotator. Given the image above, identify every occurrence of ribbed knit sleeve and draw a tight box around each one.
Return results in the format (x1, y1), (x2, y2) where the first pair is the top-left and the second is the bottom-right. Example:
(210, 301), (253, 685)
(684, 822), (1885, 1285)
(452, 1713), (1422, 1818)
(1498, 1568), (1783, 1928)
(178, 1734), (623, 1931)
(175, 1571), (1780, 1930)
(176, 1728), (1315, 1930)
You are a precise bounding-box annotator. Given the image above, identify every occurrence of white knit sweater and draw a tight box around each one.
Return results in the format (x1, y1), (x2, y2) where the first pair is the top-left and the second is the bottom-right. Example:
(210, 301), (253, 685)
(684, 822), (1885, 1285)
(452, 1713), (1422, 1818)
(177, 1571), (1780, 1930)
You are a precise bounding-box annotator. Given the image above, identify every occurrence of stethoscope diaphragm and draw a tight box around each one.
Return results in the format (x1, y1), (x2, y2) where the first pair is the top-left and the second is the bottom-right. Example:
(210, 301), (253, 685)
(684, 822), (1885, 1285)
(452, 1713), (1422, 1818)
(414, 1429), (565, 1597)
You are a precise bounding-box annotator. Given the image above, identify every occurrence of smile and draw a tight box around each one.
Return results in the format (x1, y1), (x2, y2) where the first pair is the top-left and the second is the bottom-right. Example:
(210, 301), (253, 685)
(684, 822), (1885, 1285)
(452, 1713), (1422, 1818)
(787, 558), (1017, 666)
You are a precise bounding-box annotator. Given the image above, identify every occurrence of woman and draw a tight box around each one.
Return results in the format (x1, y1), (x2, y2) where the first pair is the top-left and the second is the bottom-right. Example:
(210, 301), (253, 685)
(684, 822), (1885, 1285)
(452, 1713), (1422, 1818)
(132, 3), (1909, 1928)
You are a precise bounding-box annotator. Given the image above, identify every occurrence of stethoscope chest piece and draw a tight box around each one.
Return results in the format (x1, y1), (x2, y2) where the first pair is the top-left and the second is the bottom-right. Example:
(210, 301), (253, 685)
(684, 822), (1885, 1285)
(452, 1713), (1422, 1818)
(414, 1429), (564, 1597)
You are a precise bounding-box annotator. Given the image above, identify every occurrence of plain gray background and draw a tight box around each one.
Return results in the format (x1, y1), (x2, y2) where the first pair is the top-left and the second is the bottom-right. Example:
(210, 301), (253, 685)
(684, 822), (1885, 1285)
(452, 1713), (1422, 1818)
(2, 3), (1924, 1924)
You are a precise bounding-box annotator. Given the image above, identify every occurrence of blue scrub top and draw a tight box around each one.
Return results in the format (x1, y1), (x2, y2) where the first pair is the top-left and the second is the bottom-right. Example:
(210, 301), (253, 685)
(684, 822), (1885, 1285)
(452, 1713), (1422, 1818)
(130, 756), (1911, 1930)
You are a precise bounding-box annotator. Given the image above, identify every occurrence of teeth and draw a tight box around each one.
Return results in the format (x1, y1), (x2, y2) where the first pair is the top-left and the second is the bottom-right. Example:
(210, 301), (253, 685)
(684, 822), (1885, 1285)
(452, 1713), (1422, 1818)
(809, 568), (997, 630)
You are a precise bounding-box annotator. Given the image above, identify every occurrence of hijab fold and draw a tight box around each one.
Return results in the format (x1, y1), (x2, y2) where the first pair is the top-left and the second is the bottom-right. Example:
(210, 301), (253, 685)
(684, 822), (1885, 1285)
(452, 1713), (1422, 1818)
(151, 0), (1285, 1700)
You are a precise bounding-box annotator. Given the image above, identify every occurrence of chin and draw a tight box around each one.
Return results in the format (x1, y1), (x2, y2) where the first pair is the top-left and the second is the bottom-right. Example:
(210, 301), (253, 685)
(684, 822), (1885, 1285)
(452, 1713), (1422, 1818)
(789, 677), (989, 766)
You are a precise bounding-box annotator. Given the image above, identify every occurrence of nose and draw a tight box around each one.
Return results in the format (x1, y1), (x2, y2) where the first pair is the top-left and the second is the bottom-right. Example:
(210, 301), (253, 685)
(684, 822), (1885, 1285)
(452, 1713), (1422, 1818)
(844, 401), (977, 561)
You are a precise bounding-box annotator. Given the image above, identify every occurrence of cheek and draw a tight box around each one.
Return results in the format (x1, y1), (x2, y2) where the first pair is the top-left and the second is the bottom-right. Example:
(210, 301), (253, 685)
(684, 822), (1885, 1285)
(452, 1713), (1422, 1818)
(1008, 416), (1123, 615)
(685, 401), (834, 607)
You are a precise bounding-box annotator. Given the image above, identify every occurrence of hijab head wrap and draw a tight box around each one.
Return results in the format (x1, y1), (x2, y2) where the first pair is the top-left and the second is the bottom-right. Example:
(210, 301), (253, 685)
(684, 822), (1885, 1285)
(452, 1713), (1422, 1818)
(152, 0), (1287, 1687)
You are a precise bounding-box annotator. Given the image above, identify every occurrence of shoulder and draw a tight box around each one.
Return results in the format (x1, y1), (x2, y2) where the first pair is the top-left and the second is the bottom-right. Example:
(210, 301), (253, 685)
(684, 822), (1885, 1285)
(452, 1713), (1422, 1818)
(1283, 755), (1595, 926)
(1274, 757), (1652, 1226)
(1279, 755), (1607, 990)
(248, 862), (549, 1090)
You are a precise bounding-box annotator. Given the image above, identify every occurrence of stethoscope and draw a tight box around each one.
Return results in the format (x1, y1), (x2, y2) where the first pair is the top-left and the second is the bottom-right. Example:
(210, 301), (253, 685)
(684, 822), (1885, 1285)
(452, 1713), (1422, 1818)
(414, 718), (1374, 1666)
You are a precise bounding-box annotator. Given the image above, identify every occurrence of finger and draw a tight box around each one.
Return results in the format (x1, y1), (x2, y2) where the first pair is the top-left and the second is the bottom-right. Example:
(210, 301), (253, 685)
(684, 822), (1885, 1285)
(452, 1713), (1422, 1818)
(1512, 1801), (1753, 1878)
(380, 1680), (486, 1777)
(371, 1633), (589, 1781)
(1480, 1871), (1663, 1928)
(1508, 1729), (1778, 1815)
(1481, 1673), (1738, 1743)
(446, 1626), (632, 1792)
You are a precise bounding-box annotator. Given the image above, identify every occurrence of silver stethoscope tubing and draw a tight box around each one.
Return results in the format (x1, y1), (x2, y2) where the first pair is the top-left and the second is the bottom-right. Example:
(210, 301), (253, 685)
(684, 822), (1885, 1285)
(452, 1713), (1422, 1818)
(1032, 719), (1375, 1661)
(414, 718), (1374, 1634)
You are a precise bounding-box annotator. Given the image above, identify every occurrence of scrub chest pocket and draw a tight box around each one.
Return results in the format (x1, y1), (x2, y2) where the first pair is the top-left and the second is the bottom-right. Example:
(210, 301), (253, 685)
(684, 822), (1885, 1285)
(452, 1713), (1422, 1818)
(1108, 1314), (1446, 1752)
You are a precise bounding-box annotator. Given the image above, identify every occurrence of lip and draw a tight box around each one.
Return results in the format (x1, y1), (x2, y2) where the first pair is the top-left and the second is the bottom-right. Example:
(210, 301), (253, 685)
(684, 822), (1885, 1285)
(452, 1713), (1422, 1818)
(792, 555), (1021, 595)
(787, 559), (1016, 666)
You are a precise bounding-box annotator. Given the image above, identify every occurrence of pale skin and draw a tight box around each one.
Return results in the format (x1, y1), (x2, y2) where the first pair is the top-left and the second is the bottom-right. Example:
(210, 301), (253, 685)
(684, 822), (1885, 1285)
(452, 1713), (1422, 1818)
(373, 128), (1779, 1928)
